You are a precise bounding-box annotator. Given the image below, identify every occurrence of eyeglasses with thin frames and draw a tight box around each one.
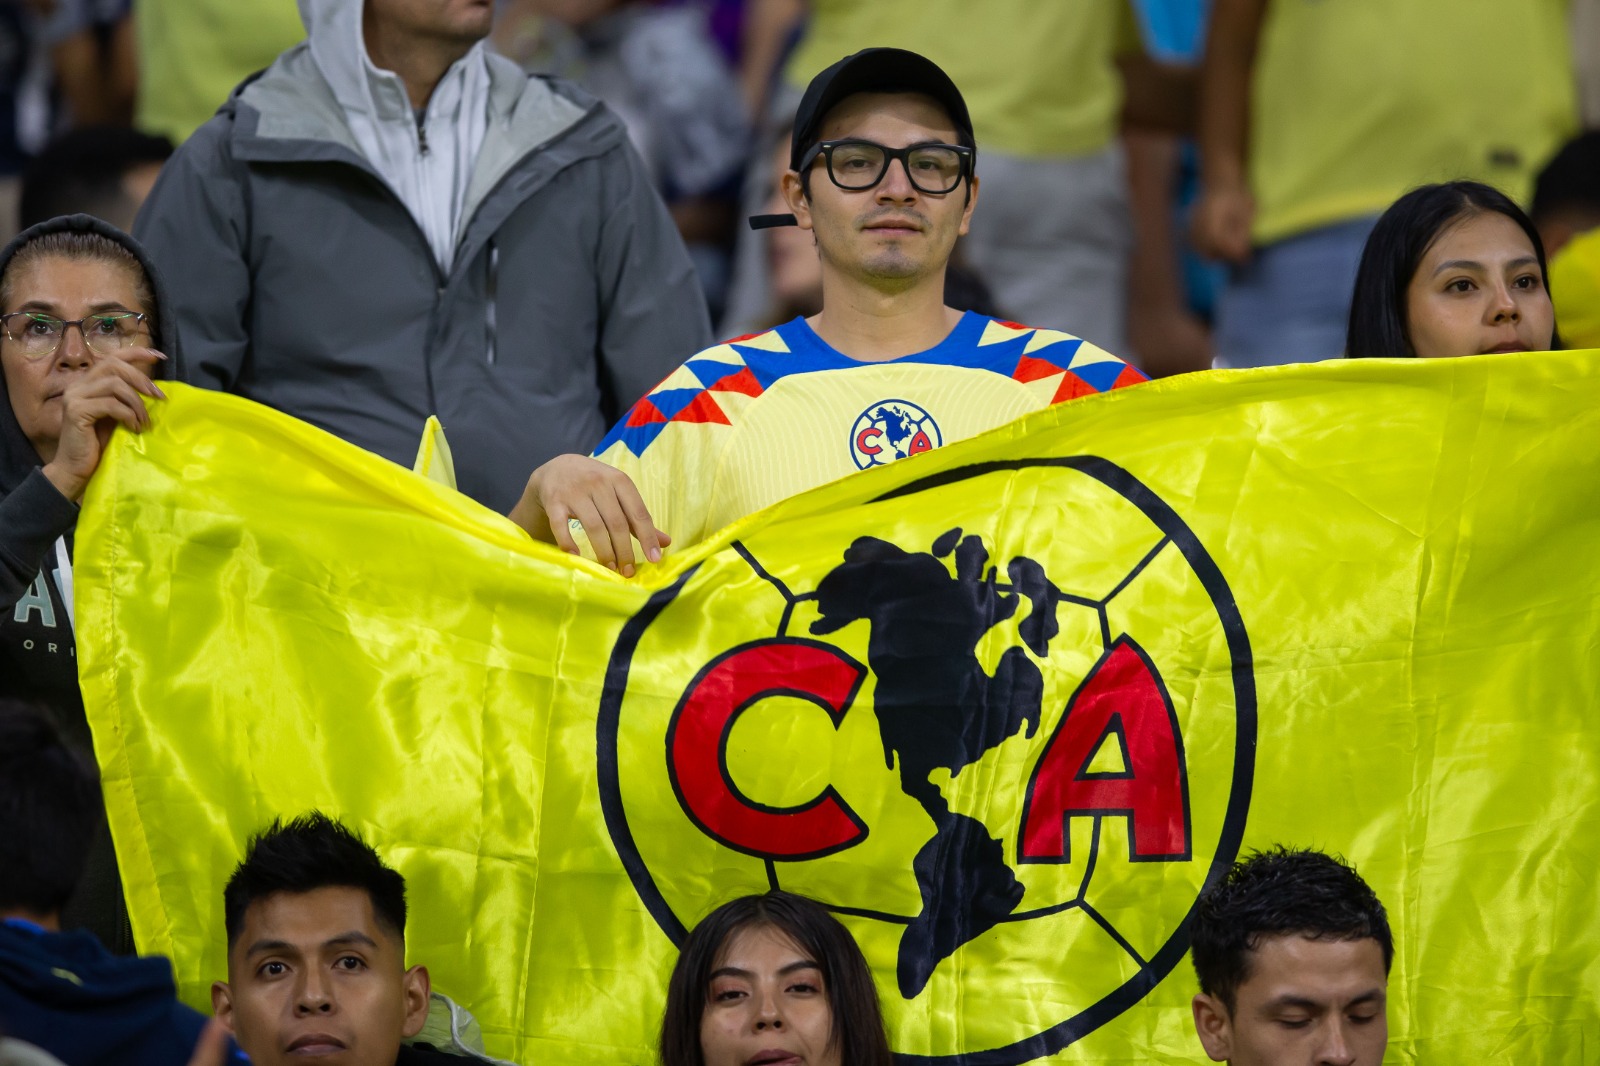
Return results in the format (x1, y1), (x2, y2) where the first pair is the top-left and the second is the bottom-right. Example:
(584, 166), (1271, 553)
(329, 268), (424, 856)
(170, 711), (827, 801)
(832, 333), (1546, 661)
(0, 311), (151, 361)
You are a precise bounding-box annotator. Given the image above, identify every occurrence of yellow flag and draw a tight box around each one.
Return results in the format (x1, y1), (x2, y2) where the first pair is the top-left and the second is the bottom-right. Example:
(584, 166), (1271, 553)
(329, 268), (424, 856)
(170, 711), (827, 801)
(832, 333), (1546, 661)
(75, 354), (1600, 1063)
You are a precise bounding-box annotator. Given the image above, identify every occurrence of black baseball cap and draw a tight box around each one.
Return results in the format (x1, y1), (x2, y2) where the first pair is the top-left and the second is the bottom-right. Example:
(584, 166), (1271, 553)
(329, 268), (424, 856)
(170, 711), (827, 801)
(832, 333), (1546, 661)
(750, 47), (976, 230)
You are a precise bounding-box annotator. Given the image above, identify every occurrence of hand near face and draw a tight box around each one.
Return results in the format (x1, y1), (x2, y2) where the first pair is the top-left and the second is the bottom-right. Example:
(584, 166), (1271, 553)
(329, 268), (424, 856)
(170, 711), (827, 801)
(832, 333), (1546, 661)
(40, 347), (165, 502)
(508, 454), (671, 577)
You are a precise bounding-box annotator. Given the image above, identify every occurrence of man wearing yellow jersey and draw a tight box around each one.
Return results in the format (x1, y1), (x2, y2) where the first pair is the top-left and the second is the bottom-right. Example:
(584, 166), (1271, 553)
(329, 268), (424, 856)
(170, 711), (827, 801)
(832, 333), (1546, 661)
(1194, 0), (1577, 368)
(509, 49), (1146, 573)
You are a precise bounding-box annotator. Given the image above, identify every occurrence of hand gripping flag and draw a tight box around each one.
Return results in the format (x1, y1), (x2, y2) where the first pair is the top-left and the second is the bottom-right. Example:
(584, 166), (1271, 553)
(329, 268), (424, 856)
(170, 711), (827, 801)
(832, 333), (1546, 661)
(75, 353), (1600, 1063)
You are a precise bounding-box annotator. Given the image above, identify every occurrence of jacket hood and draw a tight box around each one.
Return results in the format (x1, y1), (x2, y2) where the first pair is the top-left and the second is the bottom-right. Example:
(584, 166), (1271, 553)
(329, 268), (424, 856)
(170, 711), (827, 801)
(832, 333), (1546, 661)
(0, 923), (194, 1058)
(297, 0), (404, 127)
(295, 0), (490, 130)
(0, 214), (180, 495)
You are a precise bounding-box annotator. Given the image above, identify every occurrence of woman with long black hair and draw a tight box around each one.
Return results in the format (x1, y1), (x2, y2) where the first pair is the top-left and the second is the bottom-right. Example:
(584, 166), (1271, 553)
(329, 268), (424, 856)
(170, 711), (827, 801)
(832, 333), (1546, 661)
(660, 891), (893, 1066)
(1345, 181), (1557, 360)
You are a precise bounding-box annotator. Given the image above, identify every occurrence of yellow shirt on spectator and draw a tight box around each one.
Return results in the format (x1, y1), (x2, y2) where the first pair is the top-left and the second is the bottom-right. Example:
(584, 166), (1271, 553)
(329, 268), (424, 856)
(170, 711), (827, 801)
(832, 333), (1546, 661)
(1250, 0), (1577, 244)
(591, 314), (1146, 550)
(135, 0), (306, 144)
(783, 0), (1140, 159)
(1550, 227), (1600, 350)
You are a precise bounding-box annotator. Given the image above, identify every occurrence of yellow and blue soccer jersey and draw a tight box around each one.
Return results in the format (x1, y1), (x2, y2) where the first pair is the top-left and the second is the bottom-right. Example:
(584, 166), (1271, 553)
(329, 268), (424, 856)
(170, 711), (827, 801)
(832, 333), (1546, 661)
(592, 313), (1147, 549)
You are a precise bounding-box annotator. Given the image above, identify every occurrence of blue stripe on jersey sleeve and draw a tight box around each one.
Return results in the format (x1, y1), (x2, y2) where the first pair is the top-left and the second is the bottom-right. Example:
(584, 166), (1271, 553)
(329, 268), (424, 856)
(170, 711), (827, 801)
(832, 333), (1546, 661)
(1068, 358), (1132, 393)
(738, 313), (1040, 388)
(606, 421), (671, 459)
(685, 358), (747, 388)
(645, 388), (708, 420)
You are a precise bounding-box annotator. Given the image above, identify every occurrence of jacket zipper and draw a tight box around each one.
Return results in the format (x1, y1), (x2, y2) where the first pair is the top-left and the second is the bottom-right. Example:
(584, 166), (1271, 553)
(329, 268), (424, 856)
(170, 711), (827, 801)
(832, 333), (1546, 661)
(486, 240), (498, 365)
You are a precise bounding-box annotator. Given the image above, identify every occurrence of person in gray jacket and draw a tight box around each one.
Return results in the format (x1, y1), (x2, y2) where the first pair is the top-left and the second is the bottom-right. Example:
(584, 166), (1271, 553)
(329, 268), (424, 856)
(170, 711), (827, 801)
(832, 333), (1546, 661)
(134, 0), (711, 512)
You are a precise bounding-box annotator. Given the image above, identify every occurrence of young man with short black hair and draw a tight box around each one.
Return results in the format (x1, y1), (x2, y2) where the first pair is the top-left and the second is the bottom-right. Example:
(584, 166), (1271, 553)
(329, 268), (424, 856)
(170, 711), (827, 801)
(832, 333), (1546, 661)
(0, 698), (231, 1064)
(213, 813), (462, 1066)
(1189, 846), (1392, 1066)
(510, 47), (1145, 571)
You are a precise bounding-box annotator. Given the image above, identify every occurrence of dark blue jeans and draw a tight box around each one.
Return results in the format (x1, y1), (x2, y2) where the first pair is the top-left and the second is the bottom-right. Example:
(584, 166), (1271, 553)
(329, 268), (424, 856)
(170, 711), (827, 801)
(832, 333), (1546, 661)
(1214, 215), (1379, 369)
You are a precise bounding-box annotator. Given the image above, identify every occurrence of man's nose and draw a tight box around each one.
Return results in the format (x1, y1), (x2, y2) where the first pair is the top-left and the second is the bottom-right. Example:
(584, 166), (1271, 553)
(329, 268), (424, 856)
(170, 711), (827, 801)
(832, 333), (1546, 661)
(876, 156), (917, 200)
(293, 970), (336, 1015)
(1316, 1020), (1357, 1066)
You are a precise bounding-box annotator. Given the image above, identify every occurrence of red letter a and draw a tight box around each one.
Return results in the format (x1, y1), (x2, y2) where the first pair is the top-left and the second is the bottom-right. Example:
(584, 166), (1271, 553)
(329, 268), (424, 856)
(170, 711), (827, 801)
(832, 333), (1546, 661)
(1018, 636), (1190, 863)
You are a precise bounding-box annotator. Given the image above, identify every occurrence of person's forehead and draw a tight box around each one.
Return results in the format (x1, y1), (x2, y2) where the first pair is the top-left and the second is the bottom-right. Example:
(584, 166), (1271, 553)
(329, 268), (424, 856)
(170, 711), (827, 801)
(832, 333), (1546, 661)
(815, 91), (960, 145)
(713, 924), (816, 973)
(1424, 211), (1537, 264)
(1238, 934), (1387, 1005)
(9, 255), (143, 302)
(233, 885), (395, 955)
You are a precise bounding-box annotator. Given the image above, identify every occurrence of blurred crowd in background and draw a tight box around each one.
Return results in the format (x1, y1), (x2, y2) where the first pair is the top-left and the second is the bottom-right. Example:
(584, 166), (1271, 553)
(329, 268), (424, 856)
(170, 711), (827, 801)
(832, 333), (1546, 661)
(0, 0), (1596, 374)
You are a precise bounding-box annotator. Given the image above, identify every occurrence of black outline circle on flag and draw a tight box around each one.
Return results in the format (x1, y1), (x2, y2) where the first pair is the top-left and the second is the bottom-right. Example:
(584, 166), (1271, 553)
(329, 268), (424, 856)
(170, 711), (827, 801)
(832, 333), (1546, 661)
(597, 456), (1257, 1064)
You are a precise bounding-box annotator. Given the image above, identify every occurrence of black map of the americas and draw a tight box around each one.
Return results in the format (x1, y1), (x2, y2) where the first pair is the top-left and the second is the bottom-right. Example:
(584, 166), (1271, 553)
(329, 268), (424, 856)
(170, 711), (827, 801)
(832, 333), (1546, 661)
(812, 528), (1064, 997)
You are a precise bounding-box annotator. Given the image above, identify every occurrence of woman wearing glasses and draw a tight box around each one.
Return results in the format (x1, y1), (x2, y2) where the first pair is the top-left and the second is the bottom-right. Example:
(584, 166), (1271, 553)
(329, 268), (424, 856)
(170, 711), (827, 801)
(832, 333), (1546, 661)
(0, 213), (170, 953)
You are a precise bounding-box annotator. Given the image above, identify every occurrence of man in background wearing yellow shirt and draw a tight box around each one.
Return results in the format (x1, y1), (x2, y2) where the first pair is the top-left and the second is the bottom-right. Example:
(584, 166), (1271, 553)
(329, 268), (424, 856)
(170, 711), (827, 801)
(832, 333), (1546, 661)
(134, 0), (305, 144)
(1193, 0), (1577, 368)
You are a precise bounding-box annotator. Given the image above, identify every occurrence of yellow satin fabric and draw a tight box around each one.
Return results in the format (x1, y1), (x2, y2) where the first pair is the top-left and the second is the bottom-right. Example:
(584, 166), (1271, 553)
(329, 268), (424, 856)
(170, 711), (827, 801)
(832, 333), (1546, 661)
(75, 352), (1600, 1063)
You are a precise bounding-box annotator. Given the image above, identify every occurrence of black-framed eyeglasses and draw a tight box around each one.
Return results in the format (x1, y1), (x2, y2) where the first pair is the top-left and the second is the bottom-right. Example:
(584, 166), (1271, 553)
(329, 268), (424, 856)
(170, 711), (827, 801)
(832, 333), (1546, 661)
(0, 311), (150, 360)
(800, 138), (974, 195)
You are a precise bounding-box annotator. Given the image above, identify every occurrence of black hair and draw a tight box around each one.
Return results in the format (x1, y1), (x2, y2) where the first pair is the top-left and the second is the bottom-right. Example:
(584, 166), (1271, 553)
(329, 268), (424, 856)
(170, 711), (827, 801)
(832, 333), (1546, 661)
(1190, 846), (1393, 1013)
(660, 891), (893, 1066)
(1346, 181), (1555, 359)
(1531, 132), (1600, 228)
(223, 812), (407, 947)
(19, 126), (173, 232)
(0, 699), (103, 916)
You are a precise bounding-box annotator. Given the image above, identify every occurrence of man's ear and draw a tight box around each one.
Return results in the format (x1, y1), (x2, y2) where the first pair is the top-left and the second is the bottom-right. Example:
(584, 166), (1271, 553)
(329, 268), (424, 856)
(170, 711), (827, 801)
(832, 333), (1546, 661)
(1191, 992), (1233, 1062)
(957, 173), (980, 237)
(211, 981), (236, 1034)
(400, 964), (432, 1038)
(780, 170), (813, 232)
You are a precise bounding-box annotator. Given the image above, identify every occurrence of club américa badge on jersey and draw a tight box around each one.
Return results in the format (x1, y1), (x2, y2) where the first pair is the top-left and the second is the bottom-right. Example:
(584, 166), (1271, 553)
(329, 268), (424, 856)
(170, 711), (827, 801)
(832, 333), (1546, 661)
(851, 399), (944, 469)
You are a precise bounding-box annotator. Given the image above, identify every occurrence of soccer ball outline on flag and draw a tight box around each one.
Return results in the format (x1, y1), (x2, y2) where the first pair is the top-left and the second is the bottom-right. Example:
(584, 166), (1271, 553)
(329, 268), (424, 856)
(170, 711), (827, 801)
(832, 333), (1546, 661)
(598, 455), (1258, 1064)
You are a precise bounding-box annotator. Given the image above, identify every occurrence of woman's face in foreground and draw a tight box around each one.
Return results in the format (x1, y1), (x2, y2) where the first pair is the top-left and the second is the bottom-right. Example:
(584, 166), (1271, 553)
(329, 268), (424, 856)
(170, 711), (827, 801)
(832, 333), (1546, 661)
(1405, 211), (1555, 359)
(699, 924), (841, 1066)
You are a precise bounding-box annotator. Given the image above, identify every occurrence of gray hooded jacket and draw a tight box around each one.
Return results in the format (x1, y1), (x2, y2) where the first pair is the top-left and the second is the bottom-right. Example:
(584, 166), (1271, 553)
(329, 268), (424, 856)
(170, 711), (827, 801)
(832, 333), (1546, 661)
(134, 3), (710, 511)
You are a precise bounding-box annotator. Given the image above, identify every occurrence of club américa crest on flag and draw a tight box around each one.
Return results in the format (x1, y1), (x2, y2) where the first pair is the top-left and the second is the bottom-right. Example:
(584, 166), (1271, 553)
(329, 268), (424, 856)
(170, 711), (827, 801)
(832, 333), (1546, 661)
(850, 399), (943, 469)
(598, 457), (1256, 1064)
